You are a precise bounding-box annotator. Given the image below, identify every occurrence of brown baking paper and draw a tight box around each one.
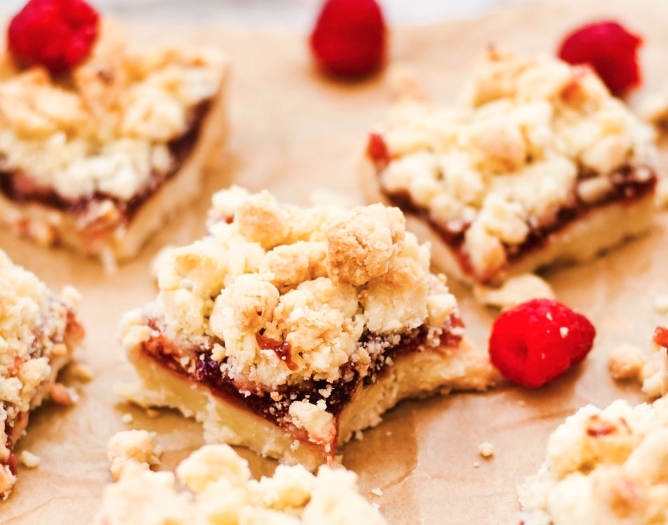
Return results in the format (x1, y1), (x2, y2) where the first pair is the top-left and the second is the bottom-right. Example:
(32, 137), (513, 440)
(3, 0), (668, 522)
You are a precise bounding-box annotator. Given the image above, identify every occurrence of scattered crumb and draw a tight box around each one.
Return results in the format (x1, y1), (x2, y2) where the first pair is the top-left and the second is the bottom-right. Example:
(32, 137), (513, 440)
(49, 383), (79, 405)
(18, 451), (40, 469)
(655, 295), (668, 315)
(121, 413), (134, 424)
(473, 461), (480, 468)
(641, 360), (665, 398)
(145, 408), (161, 419)
(478, 441), (495, 458)
(371, 487), (383, 496)
(71, 362), (94, 382)
(107, 430), (161, 480)
(473, 273), (555, 310)
(354, 430), (364, 441)
(609, 344), (646, 381)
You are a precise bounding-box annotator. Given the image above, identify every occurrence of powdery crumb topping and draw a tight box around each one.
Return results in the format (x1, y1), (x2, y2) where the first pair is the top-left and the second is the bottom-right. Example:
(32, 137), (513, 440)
(0, 19), (226, 201)
(0, 249), (82, 497)
(376, 49), (656, 280)
(124, 186), (461, 396)
(519, 397), (668, 525)
(107, 430), (161, 480)
(17, 451), (39, 469)
(94, 442), (387, 525)
(473, 273), (554, 310)
(608, 344), (645, 382)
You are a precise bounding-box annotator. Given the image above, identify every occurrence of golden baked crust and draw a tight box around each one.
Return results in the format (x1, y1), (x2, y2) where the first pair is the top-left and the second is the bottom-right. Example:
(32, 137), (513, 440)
(519, 397), (668, 525)
(0, 20), (228, 265)
(362, 49), (658, 285)
(118, 187), (497, 468)
(0, 249), (84, 499)
(95, 435), (387, 525)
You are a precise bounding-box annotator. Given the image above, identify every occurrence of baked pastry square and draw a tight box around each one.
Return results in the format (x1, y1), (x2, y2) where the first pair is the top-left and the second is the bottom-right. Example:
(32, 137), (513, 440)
(361, 50), (658, 286)
(118, 186), (497, 469)
(0, 21), (228, 267)
(96, 434), (386, 525)
(519, 397), (668, 525)
(0, 249), (84, 499)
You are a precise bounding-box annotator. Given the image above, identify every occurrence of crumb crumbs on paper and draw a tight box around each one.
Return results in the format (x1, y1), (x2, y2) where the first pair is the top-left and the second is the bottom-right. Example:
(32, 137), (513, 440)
(50, 383), (79, 405)
(354, 430), (364, 441)
(145, 408), (161, 418)
(71, 362), (94, 382)
(478, 442), (494, 458)
(371, 487), (383, 496)
(18, 451), (40, 469)
(121, 413), (133, 424)
(654, 295), (668, 315)
(608, 344), (645, 381)
(473, 461), (480, 468)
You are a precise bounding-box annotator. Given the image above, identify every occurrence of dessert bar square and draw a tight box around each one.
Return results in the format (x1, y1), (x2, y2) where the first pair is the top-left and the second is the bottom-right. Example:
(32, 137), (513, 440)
(0, 21), (228, 266)
(118, 186), (497, 469)
(0, 250), (84, 498)
(361, 50), (658, 286)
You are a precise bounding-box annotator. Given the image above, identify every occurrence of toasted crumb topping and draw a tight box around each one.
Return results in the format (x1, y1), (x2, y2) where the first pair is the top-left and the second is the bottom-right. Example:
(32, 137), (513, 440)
(95, 441), (386, 525)
(375, 50), (656, 280)
(122, 187), (461, 411)
(107, 430), (161, 480)
(608, 344), (645, 381)
(0, 249), (82, 497)
(519, 397), (668, 525)
(0, 19), (226, 201)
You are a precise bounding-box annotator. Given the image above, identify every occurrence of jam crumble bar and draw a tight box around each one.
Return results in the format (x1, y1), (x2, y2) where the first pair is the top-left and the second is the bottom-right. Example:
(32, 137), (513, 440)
(96, 436), (386, 525)
(361, 50), (658, 286)
(118, 186), (496, 469)
(0, 20), (228, 265)
(0, 250), (84, 498)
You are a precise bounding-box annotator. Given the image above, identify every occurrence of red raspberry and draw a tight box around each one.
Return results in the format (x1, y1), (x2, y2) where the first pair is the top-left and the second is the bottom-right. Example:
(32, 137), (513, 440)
(488, 299), (596, 389)
(8, 0), (100, 75)
(310, 0), (386, 78)
(558, 21), (642, 95)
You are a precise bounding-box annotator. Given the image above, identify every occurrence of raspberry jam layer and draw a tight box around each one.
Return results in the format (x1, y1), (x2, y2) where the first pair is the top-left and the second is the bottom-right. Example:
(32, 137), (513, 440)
(140, 315), (463, 455)
(0, 99), (211, 226)
(367, 133), (657, 283)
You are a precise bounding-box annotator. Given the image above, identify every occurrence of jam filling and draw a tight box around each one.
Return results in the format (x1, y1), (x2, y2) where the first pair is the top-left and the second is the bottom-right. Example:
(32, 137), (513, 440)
(141, 315), (463, 452)
(367, 134), (657, 282)
(0, 99), (212, 227)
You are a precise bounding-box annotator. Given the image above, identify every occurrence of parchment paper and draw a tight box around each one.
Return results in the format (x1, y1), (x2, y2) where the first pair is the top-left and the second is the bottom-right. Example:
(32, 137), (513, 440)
(3, 0), (668, 523)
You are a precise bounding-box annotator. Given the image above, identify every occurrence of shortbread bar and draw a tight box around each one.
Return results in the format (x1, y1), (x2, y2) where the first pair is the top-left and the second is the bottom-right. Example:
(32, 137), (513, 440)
(519, 397), (668, 525)
(0, 21), (228, 265)
(361, 49), (658, 285)
(96, 434), (386, 525)
(118, 186), (497, 469)
(0, 250), (84, 498)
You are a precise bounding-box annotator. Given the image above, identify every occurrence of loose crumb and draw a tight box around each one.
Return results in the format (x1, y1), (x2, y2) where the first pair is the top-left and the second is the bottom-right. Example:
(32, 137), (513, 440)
(71, 362), (94, 382)
(473, 461), (480, 468)
(145, 408), (161, 419)
(371, 487), (383, 496)
(354, 430), (364, 441)
(478, 441), (495, 458)
(50, 383), (79, 405)
(107, 430), (161, 480)
(121, 413), (134, 424)
(18, 451), (40, 469)
(608, 344), (645, 381)
(654, 295), (668, 315)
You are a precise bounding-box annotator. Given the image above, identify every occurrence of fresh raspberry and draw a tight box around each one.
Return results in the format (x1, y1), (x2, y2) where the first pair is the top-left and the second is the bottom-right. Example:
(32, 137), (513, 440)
(488, 299), (596, 389)
(8, 0), (100, 75)
(558, 21), (642, 95)
(310, 0), (386, 78)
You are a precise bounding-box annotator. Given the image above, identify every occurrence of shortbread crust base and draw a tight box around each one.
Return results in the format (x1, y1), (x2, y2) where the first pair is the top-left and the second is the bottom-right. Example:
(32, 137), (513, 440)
(360, 156), (657, 286)
(0, 72), (228, 265)
(117, 337), (497, 471)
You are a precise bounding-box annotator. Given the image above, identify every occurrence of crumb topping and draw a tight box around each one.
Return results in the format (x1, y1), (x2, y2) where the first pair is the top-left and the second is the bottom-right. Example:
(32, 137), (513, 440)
(373, 49), (656, 279)
(0, 249), (82, 497)
(107, 430), (161, 480)
(95, 441), (386, 525)
(0, 19), (226, 201)
(519, 397), (668, 525)
(122, 187), (461, 412)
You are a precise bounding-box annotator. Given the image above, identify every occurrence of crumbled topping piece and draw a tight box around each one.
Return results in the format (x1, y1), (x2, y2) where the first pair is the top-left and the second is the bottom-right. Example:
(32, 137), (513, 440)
(519, 397), (668, 525)
(49, 383), (79, 405)
(94, 442), (387, 525)
(473, 273), (555, 310)
(18, 451), (40, 469)
(608, 344), (645, 381)
(71, 362), (94, 382)
(478, 441), (494, 458)
(107, 430), (161, 481)
(654, 295), (668, 315)
(375, 49), (656, 281)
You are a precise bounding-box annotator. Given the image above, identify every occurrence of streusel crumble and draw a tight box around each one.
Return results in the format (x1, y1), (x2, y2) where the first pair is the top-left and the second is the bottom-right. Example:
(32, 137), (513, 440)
(96, 436), (386, 525)
(118, 186), (497, 468)
(0, 249), (84, 498)
(0, 20), (228, 265)
(362, 49), (658, 285)
(519, 397), (668, 525)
